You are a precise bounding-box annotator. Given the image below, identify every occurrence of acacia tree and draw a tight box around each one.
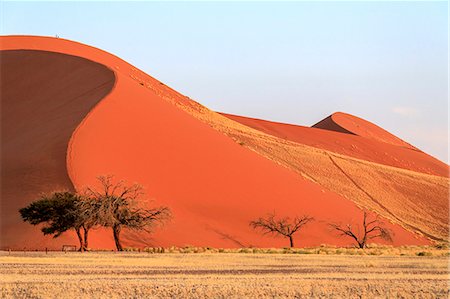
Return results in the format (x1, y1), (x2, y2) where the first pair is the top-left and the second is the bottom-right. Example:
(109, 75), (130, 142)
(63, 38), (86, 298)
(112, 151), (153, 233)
(19, 191), (88, 251)
(85, 175), (171, 251)
(329, 211), (393, 249)
(75, 196), (102, 251)
(250, 213), (314, 247)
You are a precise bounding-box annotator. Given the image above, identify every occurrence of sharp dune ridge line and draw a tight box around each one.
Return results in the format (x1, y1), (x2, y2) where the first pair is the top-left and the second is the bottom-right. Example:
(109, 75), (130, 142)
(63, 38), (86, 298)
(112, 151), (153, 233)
(312, 112), (418, 150)
(0, 48), (116, 249)
(220, 112), (446, 176)
(0, 35), (448, 250)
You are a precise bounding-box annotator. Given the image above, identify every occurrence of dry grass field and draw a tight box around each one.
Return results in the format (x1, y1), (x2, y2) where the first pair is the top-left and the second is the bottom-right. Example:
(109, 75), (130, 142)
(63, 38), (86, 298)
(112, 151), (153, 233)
(1, 246), (448, 298)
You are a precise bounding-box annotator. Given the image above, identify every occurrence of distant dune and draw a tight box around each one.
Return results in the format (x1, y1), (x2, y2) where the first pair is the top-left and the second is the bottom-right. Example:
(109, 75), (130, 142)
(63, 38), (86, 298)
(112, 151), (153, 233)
(1, 36), (448, 250)
(312, 112), (417, 150)
(221, 112), (447, 176)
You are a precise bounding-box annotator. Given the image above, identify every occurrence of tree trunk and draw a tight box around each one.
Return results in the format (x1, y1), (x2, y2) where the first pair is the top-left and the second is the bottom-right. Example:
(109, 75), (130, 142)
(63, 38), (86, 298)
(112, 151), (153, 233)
(113, 225), (123, 251)
(83, 227), (89, 251)
(289, 235), (294, 248)
(76, 227), (84, 252)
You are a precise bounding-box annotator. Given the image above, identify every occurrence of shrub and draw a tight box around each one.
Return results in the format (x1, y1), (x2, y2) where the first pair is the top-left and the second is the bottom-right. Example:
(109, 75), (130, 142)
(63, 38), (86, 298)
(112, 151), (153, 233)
(435, 243), (449, 250)
(416, 251), (432, 257)
(239, 248), (252, 253)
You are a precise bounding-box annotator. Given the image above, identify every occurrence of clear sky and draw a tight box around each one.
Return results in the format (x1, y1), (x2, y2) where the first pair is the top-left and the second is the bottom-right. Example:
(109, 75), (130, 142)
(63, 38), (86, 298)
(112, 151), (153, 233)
(1, 1), (448, 163)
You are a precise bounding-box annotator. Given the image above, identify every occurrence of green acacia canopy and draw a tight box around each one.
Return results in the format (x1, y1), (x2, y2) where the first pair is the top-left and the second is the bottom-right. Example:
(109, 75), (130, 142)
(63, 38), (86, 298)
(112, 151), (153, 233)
(19, 191), (81, 238)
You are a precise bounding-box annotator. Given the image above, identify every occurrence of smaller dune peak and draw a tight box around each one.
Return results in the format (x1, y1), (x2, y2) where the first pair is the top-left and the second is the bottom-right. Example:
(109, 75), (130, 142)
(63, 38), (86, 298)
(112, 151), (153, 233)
(312, 112), (416, 150)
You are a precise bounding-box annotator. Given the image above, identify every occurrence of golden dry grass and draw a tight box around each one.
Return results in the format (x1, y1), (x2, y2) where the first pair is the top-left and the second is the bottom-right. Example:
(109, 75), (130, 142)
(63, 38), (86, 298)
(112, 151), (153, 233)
(1, 248), (448, 298)
(137, 244), (450, 256)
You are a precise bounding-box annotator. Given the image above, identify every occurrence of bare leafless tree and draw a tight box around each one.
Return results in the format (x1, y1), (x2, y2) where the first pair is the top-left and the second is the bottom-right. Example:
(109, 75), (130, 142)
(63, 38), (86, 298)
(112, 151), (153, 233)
(250, 213), (314, 247)
(85, 175), (171, 251)
(329, 211), (393, 249)
(75, 196), (102, 251)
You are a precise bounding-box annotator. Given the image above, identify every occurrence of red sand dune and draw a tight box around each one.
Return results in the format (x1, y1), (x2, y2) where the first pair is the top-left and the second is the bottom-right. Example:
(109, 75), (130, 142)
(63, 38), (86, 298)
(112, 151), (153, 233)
(220, 113), (448, 177)
(313, 112), (417, 150)
(1, 49), (115, 249)
(1, 36), (448, 250)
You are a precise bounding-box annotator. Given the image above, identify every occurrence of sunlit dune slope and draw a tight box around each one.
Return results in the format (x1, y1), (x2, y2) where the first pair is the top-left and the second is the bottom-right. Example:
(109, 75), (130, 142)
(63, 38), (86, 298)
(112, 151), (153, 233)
(215, 114), (448, 241)
(181, 105), (448, 242)
(1, 36), (447, 250)
(313, 112), (417, 150)
(220, 113), (448, 177)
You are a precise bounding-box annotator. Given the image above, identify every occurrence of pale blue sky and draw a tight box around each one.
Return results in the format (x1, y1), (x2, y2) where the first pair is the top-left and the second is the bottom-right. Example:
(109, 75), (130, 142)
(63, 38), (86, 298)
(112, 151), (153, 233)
(1, 1), (448, 162)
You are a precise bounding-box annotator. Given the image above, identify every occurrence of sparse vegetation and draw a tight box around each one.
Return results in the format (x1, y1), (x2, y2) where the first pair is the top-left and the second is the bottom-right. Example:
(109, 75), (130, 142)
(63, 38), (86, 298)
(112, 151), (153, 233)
(84, 175), (171, 251)
(19, 191), (88, 251)
(416, 251), (433, 257)
(74, 196), (101, 251)
(329, 211), (392, 248)
(19, 176), (170, 252)
(250, 213), (313, 247)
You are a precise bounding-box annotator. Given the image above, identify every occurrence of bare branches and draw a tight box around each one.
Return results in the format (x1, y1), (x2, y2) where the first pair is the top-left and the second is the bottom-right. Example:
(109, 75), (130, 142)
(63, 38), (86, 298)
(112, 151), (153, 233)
(329, 211), (393, 248)
(250, 213), (313, 247)
(20, 175), (171, 252)
(124, 206), (171, 231)
(291, 216), (315, 234)
(83, 175), (171, 251)
(329, 223), (359, 242)
(84, 175), (145, 202)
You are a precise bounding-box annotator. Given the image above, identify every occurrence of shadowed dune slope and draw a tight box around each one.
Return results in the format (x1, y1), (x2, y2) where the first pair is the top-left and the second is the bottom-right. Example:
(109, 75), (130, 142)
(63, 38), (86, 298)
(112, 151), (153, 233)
(0, 49), (115, 249)
(1, 36), (446, 250)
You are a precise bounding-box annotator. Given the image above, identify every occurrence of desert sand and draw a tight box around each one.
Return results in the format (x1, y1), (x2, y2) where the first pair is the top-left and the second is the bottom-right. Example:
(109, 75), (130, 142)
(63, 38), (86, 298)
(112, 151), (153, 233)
(1, 35), (448, 250)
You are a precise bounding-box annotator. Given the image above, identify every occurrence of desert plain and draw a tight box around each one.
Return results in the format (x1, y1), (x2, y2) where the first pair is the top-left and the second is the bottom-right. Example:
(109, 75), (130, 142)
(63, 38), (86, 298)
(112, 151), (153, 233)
(1, 246), (449, 298)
